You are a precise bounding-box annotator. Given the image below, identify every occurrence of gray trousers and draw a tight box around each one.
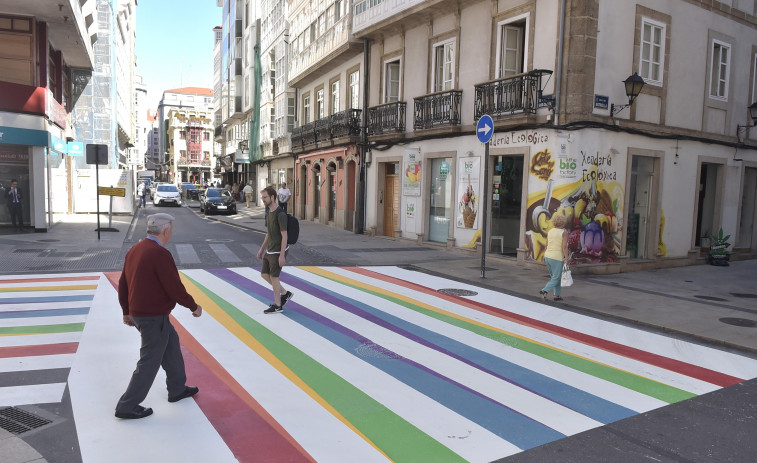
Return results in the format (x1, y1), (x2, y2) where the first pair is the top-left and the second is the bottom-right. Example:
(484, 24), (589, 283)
(116, 315), (187, 413)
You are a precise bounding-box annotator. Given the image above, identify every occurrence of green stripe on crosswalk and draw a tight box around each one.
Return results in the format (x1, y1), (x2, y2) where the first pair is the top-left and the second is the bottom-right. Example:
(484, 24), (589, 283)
(0, 323), (85, 335)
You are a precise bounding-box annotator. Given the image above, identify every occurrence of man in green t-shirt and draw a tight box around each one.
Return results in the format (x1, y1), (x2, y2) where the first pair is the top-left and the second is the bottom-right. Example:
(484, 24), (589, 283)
(256, 186), (294, 313)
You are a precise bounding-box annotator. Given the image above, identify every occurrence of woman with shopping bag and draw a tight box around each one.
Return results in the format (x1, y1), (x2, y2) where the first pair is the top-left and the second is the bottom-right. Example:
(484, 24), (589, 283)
(539, 214), (570, 301)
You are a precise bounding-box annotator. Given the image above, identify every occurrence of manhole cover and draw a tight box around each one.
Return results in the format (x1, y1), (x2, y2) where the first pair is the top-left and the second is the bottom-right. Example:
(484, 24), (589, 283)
(0, 407), (52, 434)
(437, 288), (478, 296)
(731, 293), (757, 299)
(719, 317), (757, 328)
(693, 295), (728, 301)
(355, 342), (401, 359)
(36, 239), (60, 242)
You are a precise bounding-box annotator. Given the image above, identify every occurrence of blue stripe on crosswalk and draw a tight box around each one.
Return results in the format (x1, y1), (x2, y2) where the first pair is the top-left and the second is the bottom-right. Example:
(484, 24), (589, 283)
(0, 295), (94, 304)
(0, 307), (90, 319)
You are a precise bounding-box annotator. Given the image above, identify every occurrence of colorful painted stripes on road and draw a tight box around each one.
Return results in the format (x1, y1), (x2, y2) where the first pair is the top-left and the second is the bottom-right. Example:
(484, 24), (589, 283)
(173, 266), (757, 461)
(0, 274), (98, 406)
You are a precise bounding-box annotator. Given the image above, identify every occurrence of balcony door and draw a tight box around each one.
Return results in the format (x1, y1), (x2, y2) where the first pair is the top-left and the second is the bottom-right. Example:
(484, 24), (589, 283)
(738, 167), (757, 250)
(433, 40), (455, 92)
(499, 24), (525, 77)
(695, 162), (723, 248)
(384, 60), (401, 103)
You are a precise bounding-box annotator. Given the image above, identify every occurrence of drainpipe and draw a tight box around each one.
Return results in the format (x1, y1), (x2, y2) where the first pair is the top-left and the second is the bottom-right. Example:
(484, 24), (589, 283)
(553, 0), (566, 126)
(355, 38), (370, 234)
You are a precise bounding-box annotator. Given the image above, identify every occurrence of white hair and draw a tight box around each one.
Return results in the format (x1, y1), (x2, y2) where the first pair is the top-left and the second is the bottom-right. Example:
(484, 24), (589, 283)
(147, 221), (172, 236)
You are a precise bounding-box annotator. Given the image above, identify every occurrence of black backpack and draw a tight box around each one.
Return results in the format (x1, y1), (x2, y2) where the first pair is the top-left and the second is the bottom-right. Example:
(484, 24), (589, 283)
(277, 210), (299, 245)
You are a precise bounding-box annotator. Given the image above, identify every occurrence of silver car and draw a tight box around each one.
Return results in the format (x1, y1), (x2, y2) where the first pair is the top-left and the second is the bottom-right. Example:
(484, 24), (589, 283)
(153, 184), (182, 207)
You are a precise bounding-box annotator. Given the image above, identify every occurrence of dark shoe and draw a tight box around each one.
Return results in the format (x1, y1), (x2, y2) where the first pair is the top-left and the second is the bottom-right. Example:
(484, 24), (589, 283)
(554, 296), (563, 302)
(539, 291), (547, 301)
(264, 304), (282, 314)
(168, 386), (199, 403)
(280, 291), (293, 307)
(115, 405), (153, 419)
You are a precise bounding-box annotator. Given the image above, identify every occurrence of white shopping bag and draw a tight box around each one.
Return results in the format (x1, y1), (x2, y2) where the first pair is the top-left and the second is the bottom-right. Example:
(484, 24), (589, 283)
(561, 263), (573, 287)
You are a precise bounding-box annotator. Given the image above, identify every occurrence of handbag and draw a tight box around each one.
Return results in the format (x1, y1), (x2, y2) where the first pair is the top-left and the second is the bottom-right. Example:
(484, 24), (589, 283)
(561, 263), (573, 287)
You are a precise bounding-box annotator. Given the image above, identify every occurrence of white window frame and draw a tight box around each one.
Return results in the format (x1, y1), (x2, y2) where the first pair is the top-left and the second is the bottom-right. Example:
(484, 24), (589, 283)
(331, 80), (340, 114)
(638, 17), (665, 86)
(709, 39), (731, 101)
(303, 94), (311, 124)
(316, 88), (325, 119)
(349, 70), (360, 109)
(752, 52), (757, 104)
(384, 58), (401, 103)
(431, 38), (455, 92)
(495, 13), (530, 79)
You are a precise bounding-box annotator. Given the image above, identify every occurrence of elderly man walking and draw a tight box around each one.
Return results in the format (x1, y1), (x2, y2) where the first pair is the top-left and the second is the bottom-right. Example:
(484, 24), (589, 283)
(115, 213), (203, 419)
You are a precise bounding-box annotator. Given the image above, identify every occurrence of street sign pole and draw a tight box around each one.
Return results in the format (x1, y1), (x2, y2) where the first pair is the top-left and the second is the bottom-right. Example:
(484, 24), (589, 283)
(96, 161), (100, 241)
(476, 114), (494, 278)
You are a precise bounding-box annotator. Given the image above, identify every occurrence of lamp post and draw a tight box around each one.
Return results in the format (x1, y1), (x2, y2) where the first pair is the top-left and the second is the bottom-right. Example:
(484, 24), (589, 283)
(610, 72), (646, 118)
(736, 102), (757, 143)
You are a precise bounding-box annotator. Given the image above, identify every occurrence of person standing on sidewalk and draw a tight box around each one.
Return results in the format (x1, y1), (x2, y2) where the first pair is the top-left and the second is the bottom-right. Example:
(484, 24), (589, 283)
(137, 181), (146, 208)
(242, 182), (254, 208)
(256, 186), (293, 314)
(5, 179), (23, 232)
(539, 214), (569, 302)
(115, 213), (203, 419)
(277, 182), (291, 213)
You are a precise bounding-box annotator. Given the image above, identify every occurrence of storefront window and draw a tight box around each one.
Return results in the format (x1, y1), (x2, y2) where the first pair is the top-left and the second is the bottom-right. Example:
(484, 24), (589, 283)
(428, 157), (452, 243)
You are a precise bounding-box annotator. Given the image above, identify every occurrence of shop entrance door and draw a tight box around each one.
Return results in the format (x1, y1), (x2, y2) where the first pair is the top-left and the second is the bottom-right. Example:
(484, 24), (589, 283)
(738, 167), (757, 251)
(382, 163), (399, 236)
(428, 158), (452, 243)
(695, 162), (721, 249)
(329, 169), (336, 223)
(627, 155), (656, 259)
(490, 155), (523, 255)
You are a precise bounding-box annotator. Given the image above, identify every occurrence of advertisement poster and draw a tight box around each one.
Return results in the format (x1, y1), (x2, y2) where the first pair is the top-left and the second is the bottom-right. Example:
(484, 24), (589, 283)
(524, 148), (625, 265)
(403, 147), (421, 196)
(456, 157), (480, 229)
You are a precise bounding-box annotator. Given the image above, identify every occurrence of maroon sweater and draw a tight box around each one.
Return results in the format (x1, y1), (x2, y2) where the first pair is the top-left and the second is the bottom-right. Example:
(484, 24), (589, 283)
(118, 238), (197, 317)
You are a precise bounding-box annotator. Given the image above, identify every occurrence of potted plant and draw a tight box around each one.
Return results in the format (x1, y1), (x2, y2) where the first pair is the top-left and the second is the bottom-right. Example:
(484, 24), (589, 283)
(707, 228), (731, 266)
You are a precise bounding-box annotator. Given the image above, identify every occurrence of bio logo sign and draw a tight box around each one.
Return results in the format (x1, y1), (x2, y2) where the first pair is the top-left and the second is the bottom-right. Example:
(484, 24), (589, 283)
(406, 202), (415, 218)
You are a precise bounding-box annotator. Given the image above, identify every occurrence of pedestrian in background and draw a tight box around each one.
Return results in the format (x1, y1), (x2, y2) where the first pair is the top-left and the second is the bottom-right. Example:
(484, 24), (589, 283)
(137, 181), (146, 208)
(5, 179), (23, 232)
(232, 182), (239, 202)
(115, 213), (203, 419)
(242, 182), (254, 208)
(277, 182), (291, 214)
(539, 214), (569, 302)
(256, 186), (293, 314)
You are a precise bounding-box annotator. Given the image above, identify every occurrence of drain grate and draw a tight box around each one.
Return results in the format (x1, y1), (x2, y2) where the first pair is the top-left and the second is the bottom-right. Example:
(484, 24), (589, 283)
(0, 407), (52, 434)
(693, 295), (728, 302)
(719, 317), (757, 328)
(12, 249), (50, 253)
(731, 293), (757, 299)
(36, 239), (60, 242)
(438, 288), (478, 296)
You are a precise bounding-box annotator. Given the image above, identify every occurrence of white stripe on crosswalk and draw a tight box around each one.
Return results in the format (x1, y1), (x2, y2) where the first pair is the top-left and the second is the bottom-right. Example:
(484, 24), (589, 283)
(0, 382), (67, 406)
(175, 244), (201, 264)
(209, 244), (242, 262)
(0, 354), (75, 373)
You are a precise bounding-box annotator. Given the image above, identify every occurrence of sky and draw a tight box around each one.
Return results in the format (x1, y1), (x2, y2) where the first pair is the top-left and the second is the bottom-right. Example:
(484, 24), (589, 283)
(135, 0), (221, 113)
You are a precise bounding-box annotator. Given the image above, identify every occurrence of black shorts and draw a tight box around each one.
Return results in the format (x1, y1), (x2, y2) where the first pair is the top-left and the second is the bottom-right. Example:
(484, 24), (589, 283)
(261, 252), (286, 277)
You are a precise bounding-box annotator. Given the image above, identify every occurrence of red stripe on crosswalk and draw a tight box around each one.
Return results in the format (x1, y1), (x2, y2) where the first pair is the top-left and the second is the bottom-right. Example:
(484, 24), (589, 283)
(0, 342), (79, 358)
(347, 267), (745, 388)
(0, 276), (100, 284)
(173, 316), (315, 463)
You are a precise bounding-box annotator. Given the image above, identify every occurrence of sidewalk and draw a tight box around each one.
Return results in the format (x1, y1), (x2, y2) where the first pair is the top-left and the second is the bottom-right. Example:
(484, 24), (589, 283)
(193, 199), (757, 354)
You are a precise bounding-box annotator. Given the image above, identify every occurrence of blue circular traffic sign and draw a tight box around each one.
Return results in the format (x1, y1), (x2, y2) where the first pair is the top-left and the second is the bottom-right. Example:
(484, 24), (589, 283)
(476, 115), (494, 144)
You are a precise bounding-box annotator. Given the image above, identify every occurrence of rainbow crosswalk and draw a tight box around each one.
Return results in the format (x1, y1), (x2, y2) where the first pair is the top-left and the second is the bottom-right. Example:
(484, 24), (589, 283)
(3, 267), (757, 462)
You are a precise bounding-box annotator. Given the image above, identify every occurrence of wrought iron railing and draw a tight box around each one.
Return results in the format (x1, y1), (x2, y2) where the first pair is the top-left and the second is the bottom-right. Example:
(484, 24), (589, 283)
(291, 109), (362, 150)
(368, 102), (406, 134)
(474, 69), (552, 119)
(413, 90), (463, 130)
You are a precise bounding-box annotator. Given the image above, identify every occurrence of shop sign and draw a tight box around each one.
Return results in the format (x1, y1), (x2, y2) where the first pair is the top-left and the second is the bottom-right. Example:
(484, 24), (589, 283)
(45, 88), (67, 128)
(456, 157), (480, 229)
(0, 126), (49, 147)
(49, 134), (67, 154)
(439, 161), (450, 180)
(67, 141), (84, 157)
(235, 148), (250, 163)
(0, 145), (30, 164)
(403, 147), (421, 196)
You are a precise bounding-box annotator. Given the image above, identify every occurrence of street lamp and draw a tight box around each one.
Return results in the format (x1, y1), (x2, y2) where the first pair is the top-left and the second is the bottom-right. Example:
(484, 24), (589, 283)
(610, 73), (645, 118)
(736, 102), (757, 143)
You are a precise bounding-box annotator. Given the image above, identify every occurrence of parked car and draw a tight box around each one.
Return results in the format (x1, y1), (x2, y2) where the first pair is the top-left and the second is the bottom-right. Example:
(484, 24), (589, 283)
(180, 183), (200, 200)
(150, 182), (165, 200)
(199, 188), (236, 215)
(153, 184), (182, 207)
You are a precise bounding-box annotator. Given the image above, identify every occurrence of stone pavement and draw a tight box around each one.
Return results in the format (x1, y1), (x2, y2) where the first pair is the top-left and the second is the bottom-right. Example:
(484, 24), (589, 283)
(197, 199), (757, 354)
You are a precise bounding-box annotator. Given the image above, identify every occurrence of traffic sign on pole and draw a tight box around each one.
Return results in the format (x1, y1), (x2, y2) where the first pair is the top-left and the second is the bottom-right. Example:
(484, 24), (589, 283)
(476, 115), (494, 144)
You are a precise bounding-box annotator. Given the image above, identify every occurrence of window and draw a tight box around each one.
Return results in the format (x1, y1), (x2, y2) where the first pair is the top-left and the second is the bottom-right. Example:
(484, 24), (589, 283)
(270, 107), (275, 138)
(316, 88), (325, 119)
(0, 15), (33, 85)
(639, 18), (665, 85)
(204, 132), (210, 141)
(433, 40), (455, 91)
(335, 0), (343, 22)
(384, 60), (400, 103)
(331, 80), (340, 114)
(349, 70), (360, 109)
(303, 94), (311, 124)
(288, 97), (295, 132)
(310, 23), (316, 43)
(498, 20), (525, 77)
(180, 130), (186, 140)
(710, 40), (730, 100)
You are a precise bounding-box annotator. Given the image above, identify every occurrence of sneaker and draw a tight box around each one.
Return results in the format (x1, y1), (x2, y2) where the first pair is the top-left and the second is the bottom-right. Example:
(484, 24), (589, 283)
(264, 304), (282, 314)
(280, 291), (293, 307)
(539, 290), (547, 301)
(553, 296), (564, 302)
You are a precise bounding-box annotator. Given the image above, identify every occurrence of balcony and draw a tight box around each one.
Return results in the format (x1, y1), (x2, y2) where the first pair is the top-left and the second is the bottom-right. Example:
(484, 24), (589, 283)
(413, 90), (463, 130)
(290, 109), (362, 151)
(353, 0), (426, 34)
(289, 15), (352, 85)
(474, 70), (551, 119)
(368, 101), (406, 135)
